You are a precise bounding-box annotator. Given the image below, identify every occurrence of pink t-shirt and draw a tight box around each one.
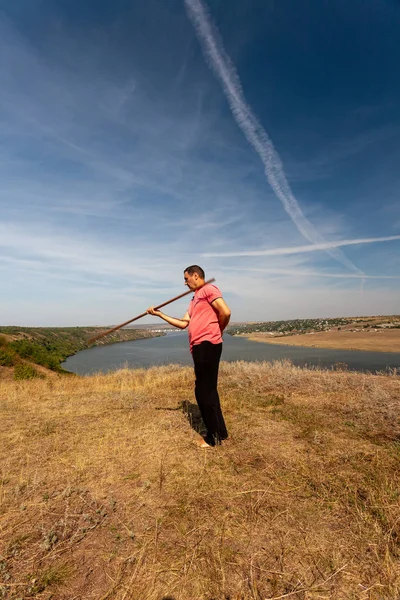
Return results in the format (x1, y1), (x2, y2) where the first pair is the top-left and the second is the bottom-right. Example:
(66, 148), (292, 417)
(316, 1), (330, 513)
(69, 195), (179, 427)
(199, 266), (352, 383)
(187, 283), (223, 351)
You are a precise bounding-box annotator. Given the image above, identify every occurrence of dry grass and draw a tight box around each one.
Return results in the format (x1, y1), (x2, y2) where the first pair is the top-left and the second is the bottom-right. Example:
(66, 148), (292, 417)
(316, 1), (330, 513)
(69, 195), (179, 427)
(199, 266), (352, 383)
(245, 329), (400, 353)
(0, 361), (399, 600)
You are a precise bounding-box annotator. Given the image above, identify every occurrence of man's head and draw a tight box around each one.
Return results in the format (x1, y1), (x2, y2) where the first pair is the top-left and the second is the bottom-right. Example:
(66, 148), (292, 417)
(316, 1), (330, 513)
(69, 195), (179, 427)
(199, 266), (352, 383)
(184, 265), (205, 291)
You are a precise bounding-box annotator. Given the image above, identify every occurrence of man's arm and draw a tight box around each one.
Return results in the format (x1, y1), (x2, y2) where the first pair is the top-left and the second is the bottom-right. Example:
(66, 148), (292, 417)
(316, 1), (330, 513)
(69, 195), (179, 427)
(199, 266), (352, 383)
(211, 297), (231, 332)
(147, 307), (190, 330)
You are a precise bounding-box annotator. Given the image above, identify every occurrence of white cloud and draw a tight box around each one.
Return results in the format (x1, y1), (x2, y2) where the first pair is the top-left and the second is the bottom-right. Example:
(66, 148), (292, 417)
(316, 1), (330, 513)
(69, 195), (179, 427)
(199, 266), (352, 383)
(225, 266), (400, 280)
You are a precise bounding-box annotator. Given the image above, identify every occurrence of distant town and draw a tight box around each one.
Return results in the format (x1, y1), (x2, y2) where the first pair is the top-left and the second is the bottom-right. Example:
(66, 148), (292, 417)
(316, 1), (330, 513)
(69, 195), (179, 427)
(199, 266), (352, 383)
(228, 315), (400, 337)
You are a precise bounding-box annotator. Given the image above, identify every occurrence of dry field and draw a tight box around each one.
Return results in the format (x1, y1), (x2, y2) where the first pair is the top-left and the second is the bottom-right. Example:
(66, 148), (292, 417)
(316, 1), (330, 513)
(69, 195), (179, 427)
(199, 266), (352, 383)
(245, 329), (400, 353)
(1, 361), (400, 600)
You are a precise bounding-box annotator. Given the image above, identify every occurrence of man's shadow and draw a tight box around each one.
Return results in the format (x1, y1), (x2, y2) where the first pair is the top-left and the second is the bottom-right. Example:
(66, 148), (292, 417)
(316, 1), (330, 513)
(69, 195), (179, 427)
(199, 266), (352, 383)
(155, 400), (205, 436)
(179, 399), (205, 436)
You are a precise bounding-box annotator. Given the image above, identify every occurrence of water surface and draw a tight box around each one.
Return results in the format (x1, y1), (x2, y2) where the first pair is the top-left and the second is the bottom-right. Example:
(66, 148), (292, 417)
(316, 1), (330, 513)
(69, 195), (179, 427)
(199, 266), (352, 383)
(62, 332), (400, 375)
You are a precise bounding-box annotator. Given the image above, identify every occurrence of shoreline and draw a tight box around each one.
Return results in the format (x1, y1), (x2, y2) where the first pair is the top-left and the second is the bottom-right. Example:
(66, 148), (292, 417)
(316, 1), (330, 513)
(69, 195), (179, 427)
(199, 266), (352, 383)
(238, 329), (400, 354)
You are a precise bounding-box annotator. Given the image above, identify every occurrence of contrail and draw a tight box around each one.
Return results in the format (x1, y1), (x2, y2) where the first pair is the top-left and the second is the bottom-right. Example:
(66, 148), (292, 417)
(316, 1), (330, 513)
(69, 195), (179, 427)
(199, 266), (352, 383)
(202, 234), (400, 257)
(184, 0), (363, 274)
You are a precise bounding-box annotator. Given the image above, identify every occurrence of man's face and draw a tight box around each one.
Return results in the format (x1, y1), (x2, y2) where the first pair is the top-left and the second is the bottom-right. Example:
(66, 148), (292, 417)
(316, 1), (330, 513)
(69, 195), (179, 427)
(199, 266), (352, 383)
(184, 271), (198, 291)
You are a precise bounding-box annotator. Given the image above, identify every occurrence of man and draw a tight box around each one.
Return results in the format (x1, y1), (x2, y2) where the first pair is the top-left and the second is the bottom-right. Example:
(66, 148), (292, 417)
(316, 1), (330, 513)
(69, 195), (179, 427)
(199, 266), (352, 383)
(147, 265), (231, 448)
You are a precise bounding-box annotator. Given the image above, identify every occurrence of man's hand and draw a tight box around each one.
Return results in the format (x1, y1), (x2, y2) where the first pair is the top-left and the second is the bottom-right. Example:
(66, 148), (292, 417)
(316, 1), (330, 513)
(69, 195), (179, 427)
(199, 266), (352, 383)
(147, 306), (163, 317)
(211, 297), (231, 332)
(146, 307), (189, 329)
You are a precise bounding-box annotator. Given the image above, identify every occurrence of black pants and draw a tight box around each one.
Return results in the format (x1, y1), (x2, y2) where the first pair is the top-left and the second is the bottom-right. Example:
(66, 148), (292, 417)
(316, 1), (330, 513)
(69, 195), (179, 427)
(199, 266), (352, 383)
(192, 341), (228, 445)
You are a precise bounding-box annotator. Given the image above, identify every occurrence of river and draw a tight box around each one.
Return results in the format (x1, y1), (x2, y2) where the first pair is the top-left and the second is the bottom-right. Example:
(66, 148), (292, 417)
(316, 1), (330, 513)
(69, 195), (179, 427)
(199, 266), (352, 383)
(62, 332), (400, 375)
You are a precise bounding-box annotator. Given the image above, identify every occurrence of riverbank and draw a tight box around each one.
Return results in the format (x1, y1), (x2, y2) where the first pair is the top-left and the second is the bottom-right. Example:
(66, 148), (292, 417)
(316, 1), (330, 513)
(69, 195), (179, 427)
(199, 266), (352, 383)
(0, 326), (163, 379)
(1, 361), (399, 599)
(241, 328), (400, 353)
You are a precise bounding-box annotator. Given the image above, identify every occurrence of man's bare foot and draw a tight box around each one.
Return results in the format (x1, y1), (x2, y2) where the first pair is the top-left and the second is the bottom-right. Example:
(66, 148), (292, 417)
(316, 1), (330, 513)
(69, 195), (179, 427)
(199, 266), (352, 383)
(194, 437), (213, 449)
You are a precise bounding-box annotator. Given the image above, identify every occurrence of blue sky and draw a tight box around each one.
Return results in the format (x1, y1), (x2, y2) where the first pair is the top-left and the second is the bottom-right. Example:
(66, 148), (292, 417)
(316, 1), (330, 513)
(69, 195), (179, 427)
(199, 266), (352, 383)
(1, 0), (399, 326)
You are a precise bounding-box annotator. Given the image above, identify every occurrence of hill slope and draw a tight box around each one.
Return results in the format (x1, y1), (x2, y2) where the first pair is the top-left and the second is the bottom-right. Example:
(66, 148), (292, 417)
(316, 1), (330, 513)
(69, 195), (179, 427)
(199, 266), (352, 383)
(0, 361), (399, 599)
(0, 326), (162, 379)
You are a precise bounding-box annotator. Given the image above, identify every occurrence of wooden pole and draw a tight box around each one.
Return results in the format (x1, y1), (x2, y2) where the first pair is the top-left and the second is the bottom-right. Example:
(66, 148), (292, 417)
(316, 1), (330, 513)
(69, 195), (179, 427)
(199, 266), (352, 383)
(87, 278), (216, 344)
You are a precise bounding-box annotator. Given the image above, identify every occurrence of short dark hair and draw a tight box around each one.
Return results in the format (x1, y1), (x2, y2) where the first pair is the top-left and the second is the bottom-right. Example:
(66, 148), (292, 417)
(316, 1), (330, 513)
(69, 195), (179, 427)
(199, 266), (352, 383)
(184, 265), (205, 279)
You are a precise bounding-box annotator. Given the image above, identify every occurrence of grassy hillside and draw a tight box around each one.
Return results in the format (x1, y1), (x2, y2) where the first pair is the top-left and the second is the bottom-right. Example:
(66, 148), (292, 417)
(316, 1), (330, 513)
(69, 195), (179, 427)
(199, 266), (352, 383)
(0, 327), (162, 379)
(0, 361), (399, 599)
